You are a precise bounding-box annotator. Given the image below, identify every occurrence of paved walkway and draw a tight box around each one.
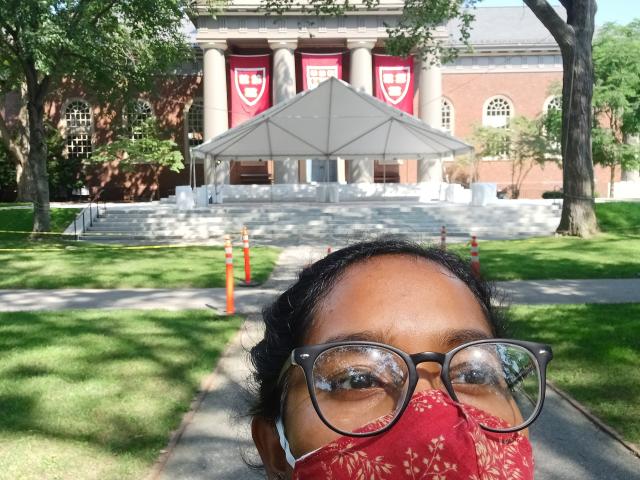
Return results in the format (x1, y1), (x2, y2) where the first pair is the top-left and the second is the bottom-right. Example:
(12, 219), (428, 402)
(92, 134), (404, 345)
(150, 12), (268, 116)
(2, 278), (640, 313)
(2, 246), (639, 479)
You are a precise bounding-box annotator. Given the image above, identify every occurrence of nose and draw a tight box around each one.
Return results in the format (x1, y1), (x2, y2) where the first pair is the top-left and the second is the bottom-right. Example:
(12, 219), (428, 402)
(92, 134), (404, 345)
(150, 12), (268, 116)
(414, 365), (445, 393)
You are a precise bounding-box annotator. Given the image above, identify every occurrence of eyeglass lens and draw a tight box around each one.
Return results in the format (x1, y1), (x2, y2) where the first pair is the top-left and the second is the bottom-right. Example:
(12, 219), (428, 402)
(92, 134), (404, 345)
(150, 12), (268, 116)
(312, 345), (410, 435)
(311, 343), (540, 434)
(449, 343), (540, 431)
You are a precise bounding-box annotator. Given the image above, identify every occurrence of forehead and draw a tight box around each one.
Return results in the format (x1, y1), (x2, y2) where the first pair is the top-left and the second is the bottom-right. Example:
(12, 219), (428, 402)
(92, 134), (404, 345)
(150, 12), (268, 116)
(305, 254), (493, 351)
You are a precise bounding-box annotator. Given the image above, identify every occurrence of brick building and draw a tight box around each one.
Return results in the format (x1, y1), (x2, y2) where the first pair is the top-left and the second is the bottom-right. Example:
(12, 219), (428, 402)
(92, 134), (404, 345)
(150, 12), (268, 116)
(8, 4), (617, 201)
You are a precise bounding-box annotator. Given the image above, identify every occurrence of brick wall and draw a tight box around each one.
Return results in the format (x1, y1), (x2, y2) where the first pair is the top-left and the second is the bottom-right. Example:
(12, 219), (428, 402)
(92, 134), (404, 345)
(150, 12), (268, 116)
(442, 70), (562, 139)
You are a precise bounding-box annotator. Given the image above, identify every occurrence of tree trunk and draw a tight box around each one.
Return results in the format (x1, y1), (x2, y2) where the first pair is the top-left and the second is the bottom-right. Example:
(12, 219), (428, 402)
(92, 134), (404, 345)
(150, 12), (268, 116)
(556, 45), (599, 236)
(15, 157), (34, 201)
(525, 0), (599, 237)
(0, 88), (34, 202)
(609, 164), (615, 198)
(26, 95), (51, 232)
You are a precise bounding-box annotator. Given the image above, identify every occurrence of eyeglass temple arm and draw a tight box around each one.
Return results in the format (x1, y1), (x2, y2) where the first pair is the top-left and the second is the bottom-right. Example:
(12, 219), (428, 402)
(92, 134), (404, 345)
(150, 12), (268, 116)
(277, 351), (296, 385)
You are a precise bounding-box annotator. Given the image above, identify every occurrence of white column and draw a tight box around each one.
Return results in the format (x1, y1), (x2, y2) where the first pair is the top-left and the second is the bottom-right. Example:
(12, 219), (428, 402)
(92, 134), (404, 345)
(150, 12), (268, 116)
(201, 41), (229, 185)
(418, 53), (444, 182)
(347, 39), (376, 183)
(270, 39), (299, 184)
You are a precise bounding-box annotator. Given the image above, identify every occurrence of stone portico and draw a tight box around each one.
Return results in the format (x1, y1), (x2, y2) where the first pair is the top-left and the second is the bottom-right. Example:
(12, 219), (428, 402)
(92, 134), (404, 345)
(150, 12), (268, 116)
(193, 0), (445, 186)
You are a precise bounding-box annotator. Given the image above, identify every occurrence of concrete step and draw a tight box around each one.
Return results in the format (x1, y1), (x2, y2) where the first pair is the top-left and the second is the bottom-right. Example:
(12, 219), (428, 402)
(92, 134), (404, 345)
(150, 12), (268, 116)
(81, 202), (561, 243)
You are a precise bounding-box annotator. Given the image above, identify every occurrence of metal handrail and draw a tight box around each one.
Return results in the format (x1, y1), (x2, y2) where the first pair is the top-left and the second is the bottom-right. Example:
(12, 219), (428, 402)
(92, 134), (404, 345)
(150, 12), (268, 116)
(72, 198), (106, 241)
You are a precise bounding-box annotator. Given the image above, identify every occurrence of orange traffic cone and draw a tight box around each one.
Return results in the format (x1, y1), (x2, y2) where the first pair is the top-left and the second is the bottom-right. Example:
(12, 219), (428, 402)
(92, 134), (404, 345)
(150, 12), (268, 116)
(224, 235), (235, 314)
(242, 226), (251, 285)
(469, 234), (480, 278)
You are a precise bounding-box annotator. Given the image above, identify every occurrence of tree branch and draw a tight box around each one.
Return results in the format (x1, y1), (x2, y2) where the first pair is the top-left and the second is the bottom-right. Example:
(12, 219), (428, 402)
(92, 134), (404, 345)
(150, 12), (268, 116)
(0, 20), (21, 57)
(87, 0), (119, 29)
(523, 0), (574, 49)
(558, 0), (571, 12)
(0, 111), (25, 166)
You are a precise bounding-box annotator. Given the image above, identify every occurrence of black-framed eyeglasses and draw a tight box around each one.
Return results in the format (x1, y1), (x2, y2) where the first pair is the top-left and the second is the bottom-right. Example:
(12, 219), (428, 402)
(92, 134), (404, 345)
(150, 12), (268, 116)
(278, 339), (553, 437)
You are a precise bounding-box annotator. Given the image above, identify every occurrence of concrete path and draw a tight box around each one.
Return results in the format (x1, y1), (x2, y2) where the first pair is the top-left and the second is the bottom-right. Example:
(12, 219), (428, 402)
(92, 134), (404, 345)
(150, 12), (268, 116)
(496, 278), (640, 305)
(2, 278), (640, 313)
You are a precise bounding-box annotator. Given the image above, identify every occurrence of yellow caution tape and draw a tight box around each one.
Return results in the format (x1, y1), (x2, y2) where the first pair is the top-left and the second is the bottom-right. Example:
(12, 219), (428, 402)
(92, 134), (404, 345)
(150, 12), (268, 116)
(0, 229), (67, 236)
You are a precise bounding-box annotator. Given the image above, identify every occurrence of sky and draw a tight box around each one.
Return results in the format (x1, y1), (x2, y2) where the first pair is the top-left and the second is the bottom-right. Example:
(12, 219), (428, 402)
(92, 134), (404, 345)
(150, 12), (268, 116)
(478, 0), (639, 25)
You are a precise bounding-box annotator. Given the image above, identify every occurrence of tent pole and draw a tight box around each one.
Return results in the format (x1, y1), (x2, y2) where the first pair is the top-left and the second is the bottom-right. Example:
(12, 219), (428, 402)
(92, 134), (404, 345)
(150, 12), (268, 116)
(212, 155), (217, 205)
(325, 158), (329, 183)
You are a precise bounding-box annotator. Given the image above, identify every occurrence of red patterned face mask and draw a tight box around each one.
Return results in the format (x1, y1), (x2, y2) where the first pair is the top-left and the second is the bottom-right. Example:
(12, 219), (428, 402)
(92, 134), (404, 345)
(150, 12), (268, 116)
(279, 389), (534, 480)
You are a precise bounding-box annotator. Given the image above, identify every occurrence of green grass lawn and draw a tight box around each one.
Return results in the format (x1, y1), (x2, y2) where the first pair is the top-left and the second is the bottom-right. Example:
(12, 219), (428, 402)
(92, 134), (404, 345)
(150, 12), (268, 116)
(0, 208), (280, 288)
(0, 206), (79, 234)
(0, 309), (242, 480)
(507, 303), (640, 446)
(450, 202), (640, 280)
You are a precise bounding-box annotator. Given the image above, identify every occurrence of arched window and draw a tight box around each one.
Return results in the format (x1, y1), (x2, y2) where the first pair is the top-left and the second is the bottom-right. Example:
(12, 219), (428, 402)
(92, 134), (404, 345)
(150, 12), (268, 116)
(543, 96), (562, 155)
(441, 98), (454, 135)
(543, 95), (561, 113)
(483, 96), (513, 129)
(126, 99), (154, 140)
(187, 98), (204, 148)
(64, 100), (92, 160)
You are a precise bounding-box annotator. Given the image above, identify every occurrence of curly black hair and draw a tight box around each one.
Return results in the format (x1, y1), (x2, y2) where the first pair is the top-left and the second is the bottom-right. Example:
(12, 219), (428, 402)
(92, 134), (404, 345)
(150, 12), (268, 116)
(248, 238), (506, 423)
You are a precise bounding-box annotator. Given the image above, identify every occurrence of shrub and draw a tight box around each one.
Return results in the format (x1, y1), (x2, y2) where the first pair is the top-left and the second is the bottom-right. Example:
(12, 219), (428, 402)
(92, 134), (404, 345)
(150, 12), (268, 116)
(542, 190), (563, 199)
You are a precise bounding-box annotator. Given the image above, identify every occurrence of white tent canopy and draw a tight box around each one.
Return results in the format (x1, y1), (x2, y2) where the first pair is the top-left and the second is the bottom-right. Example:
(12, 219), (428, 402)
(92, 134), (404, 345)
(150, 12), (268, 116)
(192, 77), (473, 162)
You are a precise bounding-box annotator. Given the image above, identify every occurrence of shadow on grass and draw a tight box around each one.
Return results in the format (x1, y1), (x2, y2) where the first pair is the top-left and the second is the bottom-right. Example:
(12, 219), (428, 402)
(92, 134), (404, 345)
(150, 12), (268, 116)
(0, 246), (279, 288)
(0, 310), (242, 464)
(506, 304), (640, 444)
(452, 234), (640, 281)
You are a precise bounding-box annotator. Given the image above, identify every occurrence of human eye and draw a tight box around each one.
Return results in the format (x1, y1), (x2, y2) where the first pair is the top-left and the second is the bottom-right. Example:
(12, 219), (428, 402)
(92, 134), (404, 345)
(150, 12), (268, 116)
(450, 362), (503, 387)
(329, 367), (384, 391)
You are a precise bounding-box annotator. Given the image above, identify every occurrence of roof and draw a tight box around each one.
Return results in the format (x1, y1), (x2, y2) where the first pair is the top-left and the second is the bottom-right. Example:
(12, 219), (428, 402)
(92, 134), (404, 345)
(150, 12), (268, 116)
(193, 77), (472, 161)
(185, 5), (566, 50)
(447, 6), (565, 49)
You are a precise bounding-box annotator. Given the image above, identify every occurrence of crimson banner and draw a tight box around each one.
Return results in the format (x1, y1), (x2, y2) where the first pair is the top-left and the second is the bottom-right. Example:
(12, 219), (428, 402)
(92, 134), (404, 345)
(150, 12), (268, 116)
(300, 52), (343, 91)
(373, 54), (414, 114)
(229, 54), (271, 127)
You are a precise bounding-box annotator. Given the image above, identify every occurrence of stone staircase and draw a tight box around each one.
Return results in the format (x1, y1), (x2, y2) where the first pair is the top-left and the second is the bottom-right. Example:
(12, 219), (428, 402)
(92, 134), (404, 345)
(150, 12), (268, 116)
(79, 201), (562, 244)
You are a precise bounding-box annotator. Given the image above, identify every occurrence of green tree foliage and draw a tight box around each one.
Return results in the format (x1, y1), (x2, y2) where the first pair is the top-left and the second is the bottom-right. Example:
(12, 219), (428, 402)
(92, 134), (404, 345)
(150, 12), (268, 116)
(592, 20), (640, 191)
(91, 118), (184, 200)
(593, 20), (640, 137)
(592, 128), (639, 196)
(0, 0), (193, 231)
(472, 116), (552, 199)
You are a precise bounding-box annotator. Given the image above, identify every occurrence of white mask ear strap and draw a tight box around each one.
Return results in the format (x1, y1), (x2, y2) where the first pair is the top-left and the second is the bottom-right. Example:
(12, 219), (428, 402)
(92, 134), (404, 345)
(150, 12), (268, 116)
(275, 417), (297, 467)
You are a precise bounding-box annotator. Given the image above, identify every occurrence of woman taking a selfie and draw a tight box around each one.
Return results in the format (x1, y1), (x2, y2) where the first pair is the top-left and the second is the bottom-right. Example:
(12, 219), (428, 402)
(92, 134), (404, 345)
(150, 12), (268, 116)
(249, 239), (552, 479)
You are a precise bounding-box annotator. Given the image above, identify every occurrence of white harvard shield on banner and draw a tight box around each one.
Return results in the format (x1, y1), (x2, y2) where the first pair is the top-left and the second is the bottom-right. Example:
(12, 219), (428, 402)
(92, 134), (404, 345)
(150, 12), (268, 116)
(300, 53), (344, 91)
(373, 54), (414, 114)
(306, 65), (339, 90)
(234, 67), (267, 107)
(228, 55), (271, 127)
(378, 66), (411, 105)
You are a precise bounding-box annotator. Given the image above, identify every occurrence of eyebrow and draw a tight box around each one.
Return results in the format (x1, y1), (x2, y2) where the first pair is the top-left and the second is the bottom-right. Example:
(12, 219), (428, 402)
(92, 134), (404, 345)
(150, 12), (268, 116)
(321, 328), (492, 353)
(322, 330), (392, 344)
(438, 328), (493, 350)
